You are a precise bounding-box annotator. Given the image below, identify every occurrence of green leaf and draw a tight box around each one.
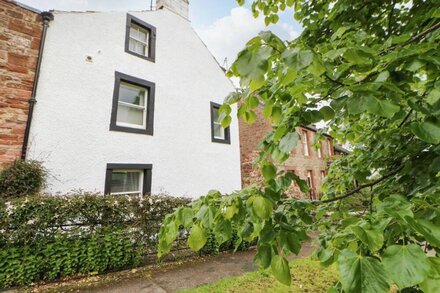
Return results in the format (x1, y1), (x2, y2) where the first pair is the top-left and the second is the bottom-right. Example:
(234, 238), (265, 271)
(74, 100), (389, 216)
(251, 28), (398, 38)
(256, 244), (272, 269)
(366, 97), (400, 118)
(261, 162), (277, 181)
(279, 132), (299, 153)
(319, 106), (335, 121)
(375, 71), (389, 82)
(406, 218), (440, 248)
(411, 121), (440, 144)
(382, 244), (430, 289)
(282, 48), (313, 71)
(280, 231), (301, 254)
(271, 255), (291, 285)
(351, 225), (384, 251)
(188, 224), (207, 251)
(420, 257), (440, 293)
(338, 249), (391, 293)
(214, 217), (232, 245)
(252, 196), (273, 220)
(221, 115), (231, 128)
(176, 207), (194, 228)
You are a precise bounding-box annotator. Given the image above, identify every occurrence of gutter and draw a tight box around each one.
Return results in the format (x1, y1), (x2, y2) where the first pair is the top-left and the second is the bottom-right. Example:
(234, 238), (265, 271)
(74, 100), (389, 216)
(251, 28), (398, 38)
(21, 11), (54, 160)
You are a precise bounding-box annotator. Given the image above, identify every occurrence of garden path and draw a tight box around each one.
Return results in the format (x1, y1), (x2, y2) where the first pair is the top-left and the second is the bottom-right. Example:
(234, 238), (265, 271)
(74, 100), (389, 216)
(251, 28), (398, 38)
(78, 242), (314, 293)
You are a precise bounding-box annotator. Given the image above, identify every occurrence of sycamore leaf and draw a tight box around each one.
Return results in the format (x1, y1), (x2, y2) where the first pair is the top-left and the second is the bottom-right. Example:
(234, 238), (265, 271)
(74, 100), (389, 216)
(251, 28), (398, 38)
(420, 257), (440, 293)
(279, 132), (299, 153)
(256, 244), (272, 269)
(338, 249), (391, 293)
(252, 196), (273, 220)
(411, 121), (440, 144)
(351, 225), (384, 251)
(261, 162), (277, 181)
(271, 255), (291, 285)
(382, 244), (430, 289)
(188, 224), (207, 251)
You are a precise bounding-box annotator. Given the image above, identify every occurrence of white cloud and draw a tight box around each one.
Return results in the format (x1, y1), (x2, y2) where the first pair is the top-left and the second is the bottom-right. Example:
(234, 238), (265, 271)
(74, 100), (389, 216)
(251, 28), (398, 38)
(195, 7), (300, 67)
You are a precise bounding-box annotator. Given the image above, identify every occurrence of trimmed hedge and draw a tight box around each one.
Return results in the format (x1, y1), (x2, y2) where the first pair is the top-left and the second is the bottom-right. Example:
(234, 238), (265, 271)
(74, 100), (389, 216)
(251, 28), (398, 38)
(0, 193), (251, 289)
(0, 193), (190, 288)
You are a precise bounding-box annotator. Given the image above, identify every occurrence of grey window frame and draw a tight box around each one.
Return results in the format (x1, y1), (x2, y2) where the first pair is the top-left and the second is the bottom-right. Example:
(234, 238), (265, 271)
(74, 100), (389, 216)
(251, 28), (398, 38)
(125, 14), (156, 62)
(104, 163), (152, 195)
(210, 102), (231, 144)
(110, 71), (155, 135)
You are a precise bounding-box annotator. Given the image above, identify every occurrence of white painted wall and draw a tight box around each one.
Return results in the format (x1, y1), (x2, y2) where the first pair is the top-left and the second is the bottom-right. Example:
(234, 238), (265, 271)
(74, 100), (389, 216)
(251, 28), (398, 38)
(28, 8), (241, 198)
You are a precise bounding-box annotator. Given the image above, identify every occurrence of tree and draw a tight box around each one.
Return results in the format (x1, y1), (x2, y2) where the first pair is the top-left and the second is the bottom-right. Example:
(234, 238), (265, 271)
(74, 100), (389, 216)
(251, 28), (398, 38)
(158, 1), (440, 292)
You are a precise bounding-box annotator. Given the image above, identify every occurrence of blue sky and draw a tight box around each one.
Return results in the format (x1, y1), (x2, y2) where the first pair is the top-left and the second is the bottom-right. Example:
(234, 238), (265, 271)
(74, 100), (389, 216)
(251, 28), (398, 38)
(19, 0), (302, 65)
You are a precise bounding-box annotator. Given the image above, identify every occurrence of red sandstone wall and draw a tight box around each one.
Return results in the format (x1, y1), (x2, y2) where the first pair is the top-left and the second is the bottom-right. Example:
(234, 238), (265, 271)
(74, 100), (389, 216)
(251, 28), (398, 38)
(0, 0), (42, 166)
(239, 106), (334, 199)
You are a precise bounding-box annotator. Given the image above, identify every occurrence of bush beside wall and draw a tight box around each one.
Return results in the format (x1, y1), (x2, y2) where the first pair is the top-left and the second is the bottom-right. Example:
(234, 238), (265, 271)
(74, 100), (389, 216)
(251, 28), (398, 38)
(0, 160), (46, 199)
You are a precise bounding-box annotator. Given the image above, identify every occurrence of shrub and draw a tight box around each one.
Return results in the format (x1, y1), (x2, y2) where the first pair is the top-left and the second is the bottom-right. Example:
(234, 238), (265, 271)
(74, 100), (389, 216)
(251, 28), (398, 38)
(0, 160), (46, 198)
(0, 193), (190, 288)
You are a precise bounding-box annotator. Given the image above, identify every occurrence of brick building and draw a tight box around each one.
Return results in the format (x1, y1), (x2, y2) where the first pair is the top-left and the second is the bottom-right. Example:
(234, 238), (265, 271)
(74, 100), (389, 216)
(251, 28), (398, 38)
(0, 0), (50, 166)
(239, 106), (348, 199)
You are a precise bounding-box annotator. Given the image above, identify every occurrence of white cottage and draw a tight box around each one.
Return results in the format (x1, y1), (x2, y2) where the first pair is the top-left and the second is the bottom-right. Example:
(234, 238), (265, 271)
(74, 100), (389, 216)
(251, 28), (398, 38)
(27, 0), (242, 198)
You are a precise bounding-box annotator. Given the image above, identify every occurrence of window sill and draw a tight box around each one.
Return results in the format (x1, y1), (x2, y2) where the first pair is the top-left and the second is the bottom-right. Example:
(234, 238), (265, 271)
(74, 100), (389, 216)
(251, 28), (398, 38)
(110, 124), (153, 135)
(212, 137), (231, 144)
(125, 49), (155, 63)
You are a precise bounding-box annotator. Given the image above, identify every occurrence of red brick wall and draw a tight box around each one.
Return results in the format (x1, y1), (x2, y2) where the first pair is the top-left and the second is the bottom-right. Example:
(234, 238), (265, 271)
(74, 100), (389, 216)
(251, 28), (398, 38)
(239, 106), (334, 198)
(0, 0), (42, 166)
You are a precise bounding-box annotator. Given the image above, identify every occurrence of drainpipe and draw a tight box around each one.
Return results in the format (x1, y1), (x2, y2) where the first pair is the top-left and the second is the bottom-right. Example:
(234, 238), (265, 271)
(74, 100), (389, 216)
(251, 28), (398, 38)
(21, 11), (54, 160)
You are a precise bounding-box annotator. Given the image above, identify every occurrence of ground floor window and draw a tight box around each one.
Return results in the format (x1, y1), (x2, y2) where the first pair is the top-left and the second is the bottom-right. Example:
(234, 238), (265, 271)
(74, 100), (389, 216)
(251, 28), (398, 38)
(104, 164), (152, 195)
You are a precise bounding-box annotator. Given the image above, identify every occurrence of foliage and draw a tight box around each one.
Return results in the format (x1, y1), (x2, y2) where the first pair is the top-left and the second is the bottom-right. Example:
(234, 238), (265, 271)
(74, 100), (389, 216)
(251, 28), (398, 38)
(0, 160), (46, 199)
(159, 0), (440, 292)
(180, 258), (338, 293)
(0, 193), (190, 288)
(0, 228), (142, 288)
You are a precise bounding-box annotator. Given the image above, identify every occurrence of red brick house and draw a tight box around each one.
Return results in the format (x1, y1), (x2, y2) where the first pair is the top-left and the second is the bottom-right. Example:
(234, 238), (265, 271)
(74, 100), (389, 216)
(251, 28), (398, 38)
(0, 0), (52, 166)
(239, 106), (348, 199)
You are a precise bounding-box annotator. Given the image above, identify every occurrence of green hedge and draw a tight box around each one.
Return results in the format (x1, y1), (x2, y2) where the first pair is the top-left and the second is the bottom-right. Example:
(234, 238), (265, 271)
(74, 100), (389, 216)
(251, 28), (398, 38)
(0, 193), (190, 288)
(0, 193), (251, 289)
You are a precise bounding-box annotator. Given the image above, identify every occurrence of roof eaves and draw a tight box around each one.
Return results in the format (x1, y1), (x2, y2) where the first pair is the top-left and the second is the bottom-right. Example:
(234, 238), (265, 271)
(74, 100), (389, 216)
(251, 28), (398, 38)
(7, 0), (41, 14)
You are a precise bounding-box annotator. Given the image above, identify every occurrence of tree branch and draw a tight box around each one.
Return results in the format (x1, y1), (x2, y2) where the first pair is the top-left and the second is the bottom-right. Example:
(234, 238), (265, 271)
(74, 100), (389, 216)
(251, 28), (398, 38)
(316, 165), (404, 204)
(386, 21), (440, 52)
(398, 109), (414, 128)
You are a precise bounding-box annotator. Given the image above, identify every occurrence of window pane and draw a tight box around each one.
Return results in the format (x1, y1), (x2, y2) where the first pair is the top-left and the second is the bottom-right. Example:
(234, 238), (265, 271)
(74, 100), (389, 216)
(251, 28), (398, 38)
(130, 27), (138, 39)
(213, 123), (224, 139)
(135, 42), (147, 55)
(119, 82), (146, 106)
(111, 171), (141, 194)
(117, 104), (144, 125)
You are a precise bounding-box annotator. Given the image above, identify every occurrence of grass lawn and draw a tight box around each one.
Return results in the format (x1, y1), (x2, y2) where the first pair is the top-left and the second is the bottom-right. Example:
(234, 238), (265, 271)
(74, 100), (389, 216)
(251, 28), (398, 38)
(180, 258), (338, 293)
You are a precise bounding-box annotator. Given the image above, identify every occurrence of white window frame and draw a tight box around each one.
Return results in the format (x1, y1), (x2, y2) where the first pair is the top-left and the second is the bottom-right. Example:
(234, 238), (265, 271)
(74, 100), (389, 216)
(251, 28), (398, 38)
(317, 142), (322, 158)
(306, 170), (313, 189)
(110, 169), (144, 196)
(129, 23), (150, 57)
(116, 82), (148, 130)
(302, 130), (309, 156)
(327, 139), (333, 156)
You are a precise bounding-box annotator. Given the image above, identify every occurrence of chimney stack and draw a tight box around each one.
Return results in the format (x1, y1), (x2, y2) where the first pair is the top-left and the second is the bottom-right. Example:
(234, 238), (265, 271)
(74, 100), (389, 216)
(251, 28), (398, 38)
(156, 0), (189, 19)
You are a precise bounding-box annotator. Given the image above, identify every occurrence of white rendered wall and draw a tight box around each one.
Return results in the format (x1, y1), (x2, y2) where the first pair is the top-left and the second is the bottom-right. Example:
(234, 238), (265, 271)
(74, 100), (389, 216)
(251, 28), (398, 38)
(28, 9), (241, 198)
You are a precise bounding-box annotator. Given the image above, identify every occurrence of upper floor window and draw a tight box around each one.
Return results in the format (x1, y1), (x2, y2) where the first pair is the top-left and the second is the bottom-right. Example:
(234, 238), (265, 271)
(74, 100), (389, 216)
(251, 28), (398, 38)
(302, 130), (309, 156)
(104, 164), (152, 195)
(306, 170), (314, 199)
(210, 102), (230, 144)
(317, 142), (322, 158)
(125, 14), (156, 62)
(327, 139), (333, 156)
(110, 72), (155, 135)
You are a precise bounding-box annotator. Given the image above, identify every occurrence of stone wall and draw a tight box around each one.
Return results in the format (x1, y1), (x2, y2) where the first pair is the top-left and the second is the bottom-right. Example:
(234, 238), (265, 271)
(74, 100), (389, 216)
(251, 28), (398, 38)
(0, 0), (42, 166)
(239, 105), (334, 199)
